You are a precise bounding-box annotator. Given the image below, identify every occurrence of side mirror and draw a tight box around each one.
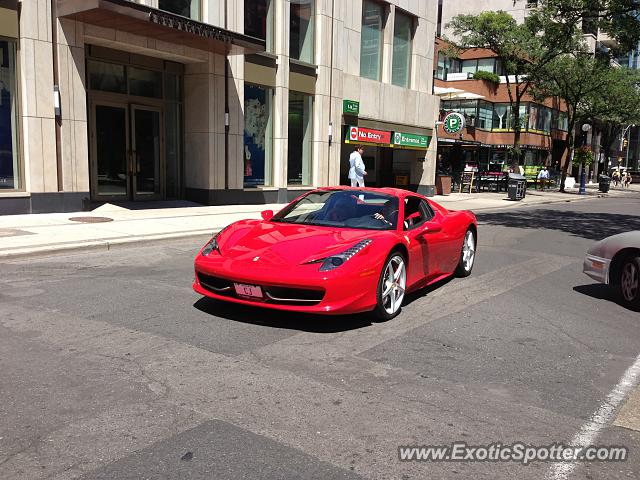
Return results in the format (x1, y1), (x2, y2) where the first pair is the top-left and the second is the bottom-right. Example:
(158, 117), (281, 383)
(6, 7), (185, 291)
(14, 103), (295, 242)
(261, 210), (274, 221)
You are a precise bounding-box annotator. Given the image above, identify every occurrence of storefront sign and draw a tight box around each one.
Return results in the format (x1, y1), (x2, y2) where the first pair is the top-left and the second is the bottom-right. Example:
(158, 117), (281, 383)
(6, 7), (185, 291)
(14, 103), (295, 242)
(345, 126), (392, 145)
(443, 112), (465, 134)
(393, 131), (431, 149)
(343, 100), (360, 115)
(149, 12), (234, 43)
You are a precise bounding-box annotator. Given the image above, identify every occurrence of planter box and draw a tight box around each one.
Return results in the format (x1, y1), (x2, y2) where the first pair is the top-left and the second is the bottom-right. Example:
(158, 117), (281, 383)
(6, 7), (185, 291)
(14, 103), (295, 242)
(436, 175), (452, 196)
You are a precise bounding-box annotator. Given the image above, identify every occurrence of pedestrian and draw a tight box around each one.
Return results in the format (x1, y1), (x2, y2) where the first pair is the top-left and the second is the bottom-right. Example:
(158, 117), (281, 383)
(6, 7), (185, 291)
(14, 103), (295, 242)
(537, 165), (550, 190)
(623, 171), (633, 188)
(612, 169), (621, 187)
(348, 145), (367, 187)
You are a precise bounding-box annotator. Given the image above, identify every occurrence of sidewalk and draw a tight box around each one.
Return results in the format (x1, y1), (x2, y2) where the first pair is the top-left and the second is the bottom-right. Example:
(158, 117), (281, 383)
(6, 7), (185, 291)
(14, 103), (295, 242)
(0, 185), (637, 259)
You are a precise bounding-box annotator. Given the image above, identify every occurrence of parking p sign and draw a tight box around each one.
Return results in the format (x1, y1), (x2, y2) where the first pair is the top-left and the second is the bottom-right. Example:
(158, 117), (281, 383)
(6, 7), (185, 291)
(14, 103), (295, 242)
(443, 112), (465, 134)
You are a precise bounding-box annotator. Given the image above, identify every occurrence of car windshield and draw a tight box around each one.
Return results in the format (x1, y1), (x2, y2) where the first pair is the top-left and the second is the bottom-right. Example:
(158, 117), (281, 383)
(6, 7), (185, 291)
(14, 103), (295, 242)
(272, 190), (399, 230)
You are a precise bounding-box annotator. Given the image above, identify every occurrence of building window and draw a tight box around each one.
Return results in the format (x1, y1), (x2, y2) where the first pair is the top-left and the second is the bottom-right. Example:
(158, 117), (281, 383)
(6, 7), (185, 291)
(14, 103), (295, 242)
(442, 99), (478, 120)
(477, 101), (493, 130)
(288, 91), (313, 185)
(392, 12), (413, 87)
(0, 39), (19, 190)
(158, 0), (201, 20)
(557, 111), (568, 131)
(528, 104), (552, 133)
(436, 51), (447, 80)
(128, 67), (163, 99)
(493, 103), (527, 131)
(88, 60), (127, 94)
(245, 0), (274, 52)
(461, 59), (477, 75)
(449, 58), (461, 74)
(244, 84), (273, 187)
(477, 58), (495, 73)
(360, 0), (384, 81)
(290, 0), (314, 63)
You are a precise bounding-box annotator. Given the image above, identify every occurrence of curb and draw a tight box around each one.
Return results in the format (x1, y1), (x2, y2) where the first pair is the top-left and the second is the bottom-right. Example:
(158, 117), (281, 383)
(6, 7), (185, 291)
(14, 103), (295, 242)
(0, 191), (629, 260)
(0, 229), (218, 261)
(441, 190), (607, 212)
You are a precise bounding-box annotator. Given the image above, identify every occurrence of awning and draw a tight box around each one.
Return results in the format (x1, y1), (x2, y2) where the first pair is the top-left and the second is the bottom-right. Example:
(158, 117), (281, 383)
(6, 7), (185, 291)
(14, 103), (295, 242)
(56, 0), (265, 55)
(0, 0), (18, 38)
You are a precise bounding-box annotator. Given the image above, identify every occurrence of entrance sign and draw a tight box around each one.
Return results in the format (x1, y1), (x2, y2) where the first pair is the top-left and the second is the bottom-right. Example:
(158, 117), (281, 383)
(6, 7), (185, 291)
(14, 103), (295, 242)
(345, 126), (392, 146)
(443, 112), (466, 134)
(393, 131), (431, 149)
(343, 100), (360, 115)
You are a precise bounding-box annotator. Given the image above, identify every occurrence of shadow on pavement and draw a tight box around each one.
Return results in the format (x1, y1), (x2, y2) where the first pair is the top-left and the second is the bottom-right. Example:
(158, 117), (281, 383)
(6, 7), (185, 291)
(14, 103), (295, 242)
(193, 297), (373, 333)
(403, 275), (455, 307)
(194, 275), (456, 331)
(573, 284), (640, 312)
(91, 200), (204, 211)
(476, 209), (640, 241)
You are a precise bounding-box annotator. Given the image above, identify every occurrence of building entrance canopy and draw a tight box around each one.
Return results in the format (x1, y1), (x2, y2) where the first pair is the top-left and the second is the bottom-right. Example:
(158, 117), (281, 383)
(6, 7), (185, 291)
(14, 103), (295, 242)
(56, 0), (265, 55)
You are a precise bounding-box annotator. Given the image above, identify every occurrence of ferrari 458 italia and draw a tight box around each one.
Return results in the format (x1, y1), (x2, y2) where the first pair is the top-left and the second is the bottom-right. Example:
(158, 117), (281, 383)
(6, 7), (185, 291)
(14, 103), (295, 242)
(193, 187), (478, 320)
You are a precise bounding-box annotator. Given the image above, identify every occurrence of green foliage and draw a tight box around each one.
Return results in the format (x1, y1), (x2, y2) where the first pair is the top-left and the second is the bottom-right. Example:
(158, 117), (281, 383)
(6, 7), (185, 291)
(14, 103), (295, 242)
(532, 0), (640, 54)
(573, 146), (594, 167)
(473, 70), (501, 84)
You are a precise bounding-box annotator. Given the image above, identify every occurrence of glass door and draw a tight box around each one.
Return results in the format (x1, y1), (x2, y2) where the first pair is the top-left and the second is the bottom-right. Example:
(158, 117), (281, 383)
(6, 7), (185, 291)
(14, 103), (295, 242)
(131, 105), (163, 200)
(91, 102), (129, 199)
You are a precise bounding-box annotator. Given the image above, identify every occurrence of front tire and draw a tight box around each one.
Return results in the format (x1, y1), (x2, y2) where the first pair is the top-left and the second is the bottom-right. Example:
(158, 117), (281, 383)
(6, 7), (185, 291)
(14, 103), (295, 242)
(373, 251), (407, 321)
(618, 255), (640, 309)
(455, 228), (476, 277)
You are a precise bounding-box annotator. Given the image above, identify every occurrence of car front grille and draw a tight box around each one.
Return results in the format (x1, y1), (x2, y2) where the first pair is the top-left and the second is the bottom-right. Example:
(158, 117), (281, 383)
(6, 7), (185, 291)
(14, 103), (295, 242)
(197, 273), (233, 295)
(263, 286), (325, 305)
(197, 273), (325, 306)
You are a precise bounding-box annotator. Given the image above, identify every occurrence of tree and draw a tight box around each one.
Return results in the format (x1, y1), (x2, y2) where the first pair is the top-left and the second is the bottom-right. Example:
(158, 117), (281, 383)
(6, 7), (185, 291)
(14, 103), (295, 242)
(533, 0), (640, 53)
(531, 57), (640, 191)
(447, 11), (583, 168)
(585, 68), (640, 170)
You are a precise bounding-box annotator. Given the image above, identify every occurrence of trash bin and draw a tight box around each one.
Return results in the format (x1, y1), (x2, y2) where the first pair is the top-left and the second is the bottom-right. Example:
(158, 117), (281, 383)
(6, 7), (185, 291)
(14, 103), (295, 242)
(507, 173), (527, 201)
(599, 175), (611, 193)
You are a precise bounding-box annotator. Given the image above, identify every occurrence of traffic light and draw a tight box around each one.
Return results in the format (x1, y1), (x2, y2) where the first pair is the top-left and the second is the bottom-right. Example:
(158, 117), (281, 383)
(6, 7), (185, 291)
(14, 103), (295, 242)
(623, 138), (629, 148)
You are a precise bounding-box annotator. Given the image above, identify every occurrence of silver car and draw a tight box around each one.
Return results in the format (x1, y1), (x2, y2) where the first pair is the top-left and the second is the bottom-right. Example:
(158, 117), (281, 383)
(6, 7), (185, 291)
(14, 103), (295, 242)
(583, 231), (640, 309)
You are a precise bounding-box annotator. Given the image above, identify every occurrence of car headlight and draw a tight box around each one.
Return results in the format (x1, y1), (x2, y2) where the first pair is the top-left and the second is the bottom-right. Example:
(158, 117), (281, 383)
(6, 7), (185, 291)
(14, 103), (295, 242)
(308, 239), (372, 272)
(201, 235), (221, 256)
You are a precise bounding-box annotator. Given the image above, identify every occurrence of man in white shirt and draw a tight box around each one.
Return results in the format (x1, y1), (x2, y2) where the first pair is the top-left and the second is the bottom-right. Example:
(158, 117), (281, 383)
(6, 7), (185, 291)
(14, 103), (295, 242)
(348, 145), (367, 187)
(537, 165), (550, 190)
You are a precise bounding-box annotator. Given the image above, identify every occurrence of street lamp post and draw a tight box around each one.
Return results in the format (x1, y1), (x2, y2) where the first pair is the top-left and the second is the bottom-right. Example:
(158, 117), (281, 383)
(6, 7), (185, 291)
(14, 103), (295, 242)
(579, 123), (591, 195)
(622, 124), (635, 171)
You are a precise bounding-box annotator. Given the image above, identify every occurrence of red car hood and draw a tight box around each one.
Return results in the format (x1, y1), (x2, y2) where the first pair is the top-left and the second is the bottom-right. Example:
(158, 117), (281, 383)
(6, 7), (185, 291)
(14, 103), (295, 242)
(218, 220), (390, 267)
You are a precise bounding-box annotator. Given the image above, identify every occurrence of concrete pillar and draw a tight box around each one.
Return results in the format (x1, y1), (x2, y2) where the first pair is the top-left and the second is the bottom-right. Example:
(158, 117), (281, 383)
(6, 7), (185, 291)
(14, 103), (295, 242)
(19, 0), (57, 193)
(56, 18), (89, 193)
(272, 0), (290, 190)
(381, 4), (394, 85)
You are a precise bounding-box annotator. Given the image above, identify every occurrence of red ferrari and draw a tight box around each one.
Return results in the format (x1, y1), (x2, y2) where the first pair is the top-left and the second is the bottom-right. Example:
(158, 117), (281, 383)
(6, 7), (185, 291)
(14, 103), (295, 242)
(193, 187), (477, 320)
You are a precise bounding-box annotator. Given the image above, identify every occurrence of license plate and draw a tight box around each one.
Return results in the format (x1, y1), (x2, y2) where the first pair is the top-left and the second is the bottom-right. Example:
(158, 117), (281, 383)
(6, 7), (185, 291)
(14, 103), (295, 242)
(234, 283), (263, 298)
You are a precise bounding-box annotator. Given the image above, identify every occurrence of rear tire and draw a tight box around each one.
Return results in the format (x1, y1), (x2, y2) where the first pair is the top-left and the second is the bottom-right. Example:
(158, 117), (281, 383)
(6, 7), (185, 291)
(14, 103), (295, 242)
(455, 228), (476, 277)
(617, 255), (640, 309)
(372, 251), (407, 321)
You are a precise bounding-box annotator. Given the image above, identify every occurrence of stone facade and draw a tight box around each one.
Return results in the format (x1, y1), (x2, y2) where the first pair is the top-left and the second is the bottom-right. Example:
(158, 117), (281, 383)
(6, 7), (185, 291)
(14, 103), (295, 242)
(2, 0), (439, 213)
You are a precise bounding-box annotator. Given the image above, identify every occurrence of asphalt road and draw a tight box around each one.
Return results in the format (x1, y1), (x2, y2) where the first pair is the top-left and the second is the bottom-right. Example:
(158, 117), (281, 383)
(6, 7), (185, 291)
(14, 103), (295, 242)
(2, 192), (640, 480)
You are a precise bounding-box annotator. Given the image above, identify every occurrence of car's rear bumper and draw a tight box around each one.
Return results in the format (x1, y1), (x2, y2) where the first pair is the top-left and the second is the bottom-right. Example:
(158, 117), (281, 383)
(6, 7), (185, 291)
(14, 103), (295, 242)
(193, 256), (379, 315)
(583, 254), (611, 284)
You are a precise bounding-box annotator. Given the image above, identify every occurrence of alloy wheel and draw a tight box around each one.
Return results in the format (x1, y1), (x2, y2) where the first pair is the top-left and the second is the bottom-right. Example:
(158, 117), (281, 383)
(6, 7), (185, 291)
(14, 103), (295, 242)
(621, 260), (639, 302)
(381, 255), (407, 315)
(462, 230), (476, 272)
